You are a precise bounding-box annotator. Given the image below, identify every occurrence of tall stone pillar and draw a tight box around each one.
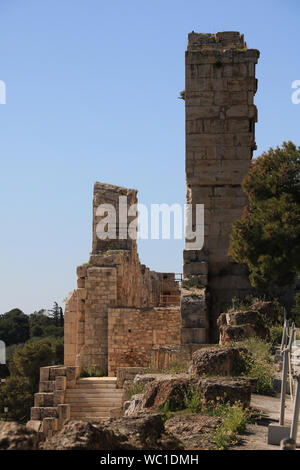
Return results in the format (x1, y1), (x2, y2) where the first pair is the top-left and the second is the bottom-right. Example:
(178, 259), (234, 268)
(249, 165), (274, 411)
(182, 32), (259, 342)
(74, 183), (138, 373)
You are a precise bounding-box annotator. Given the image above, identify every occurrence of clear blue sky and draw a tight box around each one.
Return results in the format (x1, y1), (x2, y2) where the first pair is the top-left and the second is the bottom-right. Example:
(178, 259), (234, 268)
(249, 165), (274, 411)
(0, 0), (299, 315)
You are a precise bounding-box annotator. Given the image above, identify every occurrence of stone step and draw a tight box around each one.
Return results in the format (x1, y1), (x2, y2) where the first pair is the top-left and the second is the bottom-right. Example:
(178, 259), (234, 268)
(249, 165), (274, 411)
(65, 395), (123, 400)
(75, 384), (117, 390)
(68, 400), (122, 406)
(70, 406), (116, 411)
(77, 378), (117, 384)
(70, 412), (111, 418)
(66, 397), (122, 403)
(66, 387), (123, 395)
(70, 417), (110, 421)
(66, 390), (123, 398)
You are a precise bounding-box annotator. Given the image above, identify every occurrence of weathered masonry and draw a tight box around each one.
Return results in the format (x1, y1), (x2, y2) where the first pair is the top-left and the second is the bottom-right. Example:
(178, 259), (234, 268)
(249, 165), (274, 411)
(182, 32), (259, 342)
(64, 183), (181, 377)
(29, 31), (262, 435)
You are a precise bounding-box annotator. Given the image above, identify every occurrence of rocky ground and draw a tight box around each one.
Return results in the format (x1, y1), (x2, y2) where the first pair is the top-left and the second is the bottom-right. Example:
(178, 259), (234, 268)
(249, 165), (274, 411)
(1, 394), (298, 450)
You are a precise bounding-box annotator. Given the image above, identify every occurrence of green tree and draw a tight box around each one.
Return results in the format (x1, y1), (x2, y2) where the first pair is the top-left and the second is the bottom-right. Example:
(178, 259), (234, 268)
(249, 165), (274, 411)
(11, 338), (56, 392)
(230, 141), (300, 289)
(0, 376), (33, 422)
(49, 302), (64, 327)
(0, 309), (30, 346)
(29, 309), (63, 338)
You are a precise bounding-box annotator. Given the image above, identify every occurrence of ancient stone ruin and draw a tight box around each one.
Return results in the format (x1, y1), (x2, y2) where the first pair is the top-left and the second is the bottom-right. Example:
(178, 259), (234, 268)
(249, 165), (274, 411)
(29, 31), (261, 433)
(64, 31), (260, 370)
(64, 182), (182, 377)
(182, 31), (259, 342)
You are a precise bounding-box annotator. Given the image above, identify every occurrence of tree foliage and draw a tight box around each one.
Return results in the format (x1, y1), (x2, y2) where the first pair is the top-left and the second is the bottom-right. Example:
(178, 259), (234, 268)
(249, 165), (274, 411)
(0, 376), (33, 422)
(0, 309), (30, 346)
(29, 308), (63, 338)
(10, 338), (57, 391)
(230, 141), (300, 289)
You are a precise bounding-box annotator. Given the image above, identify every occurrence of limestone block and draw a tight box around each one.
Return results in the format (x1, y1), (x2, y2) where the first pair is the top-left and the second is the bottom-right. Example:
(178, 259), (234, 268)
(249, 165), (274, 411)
(76, 265), (87, 278)
(226, 105), (249, 118)
(234, 133), (255, 147)
(26, 420), (42, 433)
(40, 407), (59, 419)
(214, 91), (231, 105)
(57, 404), (71, 426)
(203, 119), (227, 134)
(77, 278), (85, 288)
(184, 261), (208, 276)
(40, 366), (50, 382)
(53, 390), (65, 406)
(184, 274), (208, 287)
(39, 381), (55, 393)
(183, 249), (207, 263)
(227, 119), (250, 133)
(181, 327), (207, 344)
(185, 51), (234, 65)
(66, 366), (79, 383)
(77, 288), (87, 300)
(34, 393), (54, 407)
(185, 92), (214, 106)
(186, 105), (220, 119)
(55, 376), (67, 391)
(30, 407), (42, 420)
(49, 367), (66, 380)
(42, 417), (58, 436)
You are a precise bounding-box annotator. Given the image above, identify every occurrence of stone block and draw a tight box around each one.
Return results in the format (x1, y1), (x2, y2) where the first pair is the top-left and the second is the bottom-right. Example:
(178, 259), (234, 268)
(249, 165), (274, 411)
(39, 381), (55, 393)
(186, 105), (220, 120)
(49, 367), (66, 380)
(42, 417), (59, 436)
(77, 278), (85, 288)
(66, 366), (79, 388)
(76, 265), (87, 278)
(30, 407), (42, 421)
(40, 367), (50, 382)
(77, 288), (87, 300)
(40, 407), (58, 419)
(183, 261), (208, 276)
(26, 420), (42, 433)
(267, 424), (291, 446)
(53, 390), (65, 406)
(181, 327), (207, 344)
(58, 404), (70, 424)
(226, 105), (249, 118)
(34, 393), (54, 407)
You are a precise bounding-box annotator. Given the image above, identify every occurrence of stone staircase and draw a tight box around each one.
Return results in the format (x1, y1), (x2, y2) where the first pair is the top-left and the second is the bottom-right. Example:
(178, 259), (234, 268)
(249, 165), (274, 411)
(64, 377), (124, 420)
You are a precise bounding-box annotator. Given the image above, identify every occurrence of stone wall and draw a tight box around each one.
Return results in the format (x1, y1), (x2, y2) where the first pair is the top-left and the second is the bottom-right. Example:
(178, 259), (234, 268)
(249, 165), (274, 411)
(107, 306), (181, 376)
(64, 182), (181, 375)
(27, 365), (78, 437)
(183, 31), (260, 341)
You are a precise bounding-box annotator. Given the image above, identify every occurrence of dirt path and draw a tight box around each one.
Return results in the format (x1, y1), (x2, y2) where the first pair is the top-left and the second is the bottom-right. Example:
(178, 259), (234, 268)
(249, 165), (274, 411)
(231, 394), (299, 450)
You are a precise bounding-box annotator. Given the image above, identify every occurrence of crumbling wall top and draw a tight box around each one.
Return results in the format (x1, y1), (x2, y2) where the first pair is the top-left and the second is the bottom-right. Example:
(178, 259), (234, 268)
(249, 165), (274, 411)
(187, 31), (246, 51)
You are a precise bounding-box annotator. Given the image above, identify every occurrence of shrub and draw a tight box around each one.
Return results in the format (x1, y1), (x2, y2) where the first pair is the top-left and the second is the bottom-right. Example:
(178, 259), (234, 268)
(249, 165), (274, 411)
(80, 366), (105, 378)
(184, 387), (202, 414)
(125, 382), (145, 401)
(10, 338), (56, 392)
(166, 361), (189, 374)
(291, 293), (300, 327)
(209, 403), (251, 450)
(0, 375), (33, 423)
(270, 326), (283, 347)
(238, 337), (275, 395)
